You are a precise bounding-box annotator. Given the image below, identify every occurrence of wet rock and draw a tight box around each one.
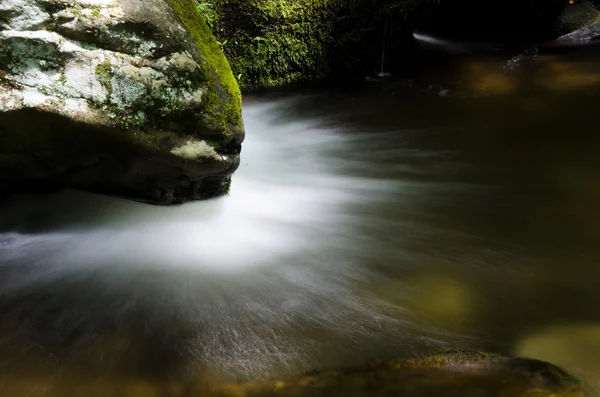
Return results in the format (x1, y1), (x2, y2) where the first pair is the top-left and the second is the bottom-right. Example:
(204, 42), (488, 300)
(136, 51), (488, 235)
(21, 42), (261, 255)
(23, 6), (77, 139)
(516, 324), (600, 395)
(0, 352), (583, 396)
(0, 0), (244, 204)
(205, 352), (582, 397)
(559, 1), (600, 34)
(196, 0), (437, 90)
(557, 1), (600, 44)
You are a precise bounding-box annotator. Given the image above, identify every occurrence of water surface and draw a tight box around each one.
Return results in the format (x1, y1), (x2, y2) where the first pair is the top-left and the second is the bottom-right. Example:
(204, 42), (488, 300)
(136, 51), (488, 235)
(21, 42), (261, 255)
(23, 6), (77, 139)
(2, 52), (600, 394)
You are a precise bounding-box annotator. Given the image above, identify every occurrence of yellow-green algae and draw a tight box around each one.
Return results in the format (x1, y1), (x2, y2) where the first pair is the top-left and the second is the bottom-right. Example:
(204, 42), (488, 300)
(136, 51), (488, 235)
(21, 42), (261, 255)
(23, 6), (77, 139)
(166, 0), (243, 133)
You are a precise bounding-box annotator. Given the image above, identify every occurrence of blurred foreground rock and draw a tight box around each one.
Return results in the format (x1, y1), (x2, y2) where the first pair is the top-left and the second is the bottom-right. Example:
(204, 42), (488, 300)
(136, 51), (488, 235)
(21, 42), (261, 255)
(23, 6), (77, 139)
(0, 352), (583, 397)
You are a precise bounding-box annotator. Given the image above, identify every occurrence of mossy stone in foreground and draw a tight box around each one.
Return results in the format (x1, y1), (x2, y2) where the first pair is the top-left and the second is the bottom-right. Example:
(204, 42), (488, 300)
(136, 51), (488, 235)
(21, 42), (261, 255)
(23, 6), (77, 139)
(204, 352), (582, 397)
(7, 352), (583, 397)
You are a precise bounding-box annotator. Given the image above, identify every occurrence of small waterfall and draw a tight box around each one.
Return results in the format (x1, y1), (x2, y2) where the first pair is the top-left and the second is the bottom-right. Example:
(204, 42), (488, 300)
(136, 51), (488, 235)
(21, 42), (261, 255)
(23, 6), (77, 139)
(377, 19), (392, 78)
(367, 19), (392, 82)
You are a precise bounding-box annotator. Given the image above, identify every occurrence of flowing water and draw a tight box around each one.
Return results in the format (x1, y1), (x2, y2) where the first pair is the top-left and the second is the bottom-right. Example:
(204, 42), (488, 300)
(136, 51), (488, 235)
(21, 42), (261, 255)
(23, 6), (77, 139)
(2, 49), (600, 395)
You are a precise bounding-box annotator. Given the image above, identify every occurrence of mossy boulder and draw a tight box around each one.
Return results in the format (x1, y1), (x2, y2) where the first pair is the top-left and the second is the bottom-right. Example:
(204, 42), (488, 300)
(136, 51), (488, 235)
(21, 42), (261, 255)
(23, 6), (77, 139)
(0, 0), (244, 204)
(195, 0), (577, 91)
(194, 0), (436, 90)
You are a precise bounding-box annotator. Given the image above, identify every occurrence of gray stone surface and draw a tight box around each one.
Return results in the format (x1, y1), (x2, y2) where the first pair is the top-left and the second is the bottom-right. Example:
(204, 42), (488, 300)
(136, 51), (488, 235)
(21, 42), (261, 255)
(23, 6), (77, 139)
(0, 0), (244, 204)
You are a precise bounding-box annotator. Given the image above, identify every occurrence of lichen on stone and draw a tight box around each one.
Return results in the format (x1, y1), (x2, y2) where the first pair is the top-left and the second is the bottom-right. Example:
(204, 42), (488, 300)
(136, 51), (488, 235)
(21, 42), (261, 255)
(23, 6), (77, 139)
(171, 139), (224, 160)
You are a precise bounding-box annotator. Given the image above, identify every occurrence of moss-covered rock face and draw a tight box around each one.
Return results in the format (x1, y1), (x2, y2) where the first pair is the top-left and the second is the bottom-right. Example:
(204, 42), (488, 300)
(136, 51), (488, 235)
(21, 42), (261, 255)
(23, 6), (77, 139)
(195, 0), (574, 90)
(167, 0), (243, 132)
(193, 0), (332, 89)
(195, 0), (435, 90)
(0, 0), (244, 204)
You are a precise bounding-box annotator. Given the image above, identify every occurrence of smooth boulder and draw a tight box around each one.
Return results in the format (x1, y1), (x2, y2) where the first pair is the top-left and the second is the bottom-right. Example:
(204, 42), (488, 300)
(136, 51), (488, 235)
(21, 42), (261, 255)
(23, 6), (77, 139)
(0, 352), (583, 397)
(0, 0), (244, 204)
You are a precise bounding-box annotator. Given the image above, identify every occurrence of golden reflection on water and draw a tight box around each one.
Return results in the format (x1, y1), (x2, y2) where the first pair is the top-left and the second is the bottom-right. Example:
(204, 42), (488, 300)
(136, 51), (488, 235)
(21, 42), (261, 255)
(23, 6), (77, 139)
(447, 53), (600, 96)
(376, 274), (471, 330)
(462, 61), (518, 95)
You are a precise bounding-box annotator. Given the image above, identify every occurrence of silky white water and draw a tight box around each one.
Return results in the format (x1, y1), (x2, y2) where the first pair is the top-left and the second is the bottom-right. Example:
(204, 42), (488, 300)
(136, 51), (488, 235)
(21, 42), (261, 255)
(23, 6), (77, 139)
(1, 87), (600, 392)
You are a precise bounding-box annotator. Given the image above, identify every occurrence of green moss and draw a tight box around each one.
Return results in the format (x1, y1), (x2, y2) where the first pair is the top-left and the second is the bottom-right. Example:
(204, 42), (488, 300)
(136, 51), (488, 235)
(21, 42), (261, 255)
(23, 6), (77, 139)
(196, 0), (334, 89)
(196, 1), (219, 27)
(204, 139), (223, 150)
(166, 0), (242, 134)
(95, 60), (113, 97)
(196, 0), (434, 89)
(69, 1), (102, 19)
(90, 6), (101, 18)
(81, 42), (98, 50)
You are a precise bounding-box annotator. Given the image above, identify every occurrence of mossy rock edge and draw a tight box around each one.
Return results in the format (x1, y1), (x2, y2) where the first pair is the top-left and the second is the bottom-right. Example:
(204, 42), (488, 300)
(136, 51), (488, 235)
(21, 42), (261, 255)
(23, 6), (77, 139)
(166, 0), (244, 134)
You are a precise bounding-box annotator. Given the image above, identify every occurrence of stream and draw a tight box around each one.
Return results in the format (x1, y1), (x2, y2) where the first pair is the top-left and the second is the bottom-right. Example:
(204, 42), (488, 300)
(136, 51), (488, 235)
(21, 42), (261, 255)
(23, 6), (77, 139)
(1, 51), (600, 394)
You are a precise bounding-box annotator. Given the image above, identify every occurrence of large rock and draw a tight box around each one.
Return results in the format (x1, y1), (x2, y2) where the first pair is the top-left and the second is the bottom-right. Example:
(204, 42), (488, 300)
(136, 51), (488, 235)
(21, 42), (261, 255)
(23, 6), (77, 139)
(203, 352), (582, 397)
(197, 0), (573, 90)
(0, 0), (244, 204)
(198, 0), (434, 90)
(0, 352), (584, 397)
(559, 0), (600, 34)
(556, 0), (600, 45)
(516, 324), (600, 395)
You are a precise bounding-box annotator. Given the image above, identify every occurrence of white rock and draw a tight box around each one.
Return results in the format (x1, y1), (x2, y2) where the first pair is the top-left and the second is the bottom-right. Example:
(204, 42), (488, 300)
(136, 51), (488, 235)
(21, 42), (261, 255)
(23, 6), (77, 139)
(0, 0), (244, 204)
(0, 0), (49, 30)
(171, 140), (223, 161)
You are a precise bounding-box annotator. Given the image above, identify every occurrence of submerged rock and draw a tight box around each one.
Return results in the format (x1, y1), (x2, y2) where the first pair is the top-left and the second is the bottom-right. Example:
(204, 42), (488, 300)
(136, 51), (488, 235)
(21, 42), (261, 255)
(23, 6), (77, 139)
(516, 324), (600, 395)
(0, 0), (244, 204)
(6, 352), (581, 397)
(559, 0), (600, 37)
(207, 352), (582, 397)
(196, 354), (582, 397)
(556, 0), (600, 45)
